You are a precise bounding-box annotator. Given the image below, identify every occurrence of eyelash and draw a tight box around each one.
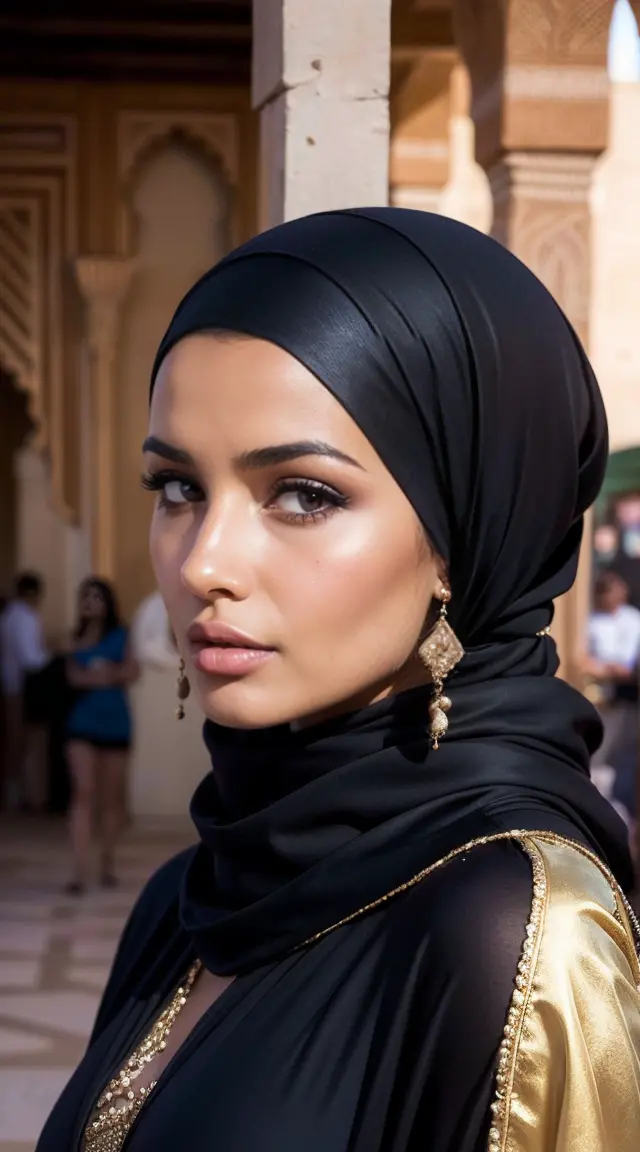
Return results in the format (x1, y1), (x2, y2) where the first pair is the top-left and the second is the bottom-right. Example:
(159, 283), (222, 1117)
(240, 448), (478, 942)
(140, 470), (349, 525)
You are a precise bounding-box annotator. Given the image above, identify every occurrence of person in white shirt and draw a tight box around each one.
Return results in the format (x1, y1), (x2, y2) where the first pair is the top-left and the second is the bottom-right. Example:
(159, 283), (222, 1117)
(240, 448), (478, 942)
(584, 571), (640, 833)
(0, 571), (49, 810)
(586, 571), (640, 691)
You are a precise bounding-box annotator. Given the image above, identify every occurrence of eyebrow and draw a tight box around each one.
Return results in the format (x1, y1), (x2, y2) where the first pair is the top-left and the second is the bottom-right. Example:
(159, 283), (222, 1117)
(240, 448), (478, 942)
(235, 440), (364, 471)
(142, 436), (364, 471)
(142, 436), (194, 465)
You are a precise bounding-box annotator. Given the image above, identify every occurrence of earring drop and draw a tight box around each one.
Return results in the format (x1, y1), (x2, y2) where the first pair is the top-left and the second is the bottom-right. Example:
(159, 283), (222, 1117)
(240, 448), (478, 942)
(418, 589), (464, 749)
(176, 657), (191, 720)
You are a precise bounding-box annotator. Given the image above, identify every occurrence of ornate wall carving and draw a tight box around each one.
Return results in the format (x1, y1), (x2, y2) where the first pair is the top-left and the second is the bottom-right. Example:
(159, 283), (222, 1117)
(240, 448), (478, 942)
(489, 151), (593, 343)
(454, 0), (610, 165)
(116, 111), (239, 253)
(0, 200), (42, 427)
(507, 0), (610, 62)
(0, 114), (77, 520)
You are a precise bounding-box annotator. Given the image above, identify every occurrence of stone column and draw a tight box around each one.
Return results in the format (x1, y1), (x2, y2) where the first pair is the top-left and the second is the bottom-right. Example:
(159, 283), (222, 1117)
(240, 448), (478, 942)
(252, 0), (391, 228)
(453, 0), (611, 683)
(390, 50), (455, 213)
(438, 62), (492, 234)
(74, 257), (135, 580)
(488, 152), (597, 347)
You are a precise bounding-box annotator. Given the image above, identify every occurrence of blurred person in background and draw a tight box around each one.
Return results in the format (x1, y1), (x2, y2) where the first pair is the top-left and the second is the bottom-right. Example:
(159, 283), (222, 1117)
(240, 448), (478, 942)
(0, 570), (49, 811)
(593, 521), (620, 569)
(610, 493), (640, 609)
(584, 570), (640, 832)
(64, 577), (138, 894)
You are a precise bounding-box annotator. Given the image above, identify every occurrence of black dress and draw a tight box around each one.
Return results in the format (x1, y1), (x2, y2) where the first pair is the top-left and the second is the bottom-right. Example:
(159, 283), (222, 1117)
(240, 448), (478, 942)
(36, 692), (640, 1152)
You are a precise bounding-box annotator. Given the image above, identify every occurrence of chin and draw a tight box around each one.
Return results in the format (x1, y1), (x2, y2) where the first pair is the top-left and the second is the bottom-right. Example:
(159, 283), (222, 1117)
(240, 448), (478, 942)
(195, 676), (300, 731)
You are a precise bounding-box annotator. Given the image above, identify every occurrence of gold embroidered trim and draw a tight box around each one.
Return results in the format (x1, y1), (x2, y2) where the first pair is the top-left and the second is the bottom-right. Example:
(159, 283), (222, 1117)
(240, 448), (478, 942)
(298, 830), (528, 949)
(298, 827), (640, 1152)
(487, 838), (547, 1152)
(487, 831), (640, 1152)
(532, 831), (640, 976)
(298, 828), (638, 966)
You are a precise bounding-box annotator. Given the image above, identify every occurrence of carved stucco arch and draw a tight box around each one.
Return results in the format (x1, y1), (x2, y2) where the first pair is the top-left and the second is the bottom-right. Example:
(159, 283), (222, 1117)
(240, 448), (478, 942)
(0, 353), (40, 448)
(0, 200), (46, 444)
(116, 113), (239, 255)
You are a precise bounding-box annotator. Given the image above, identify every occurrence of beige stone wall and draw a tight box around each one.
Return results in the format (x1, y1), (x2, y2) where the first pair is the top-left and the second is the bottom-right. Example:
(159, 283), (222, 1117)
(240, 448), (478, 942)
(14, 445), (89, 641)
(117, 141), (232, 618)
(590, 80), (640, 453)
(130, 666), (210, 818)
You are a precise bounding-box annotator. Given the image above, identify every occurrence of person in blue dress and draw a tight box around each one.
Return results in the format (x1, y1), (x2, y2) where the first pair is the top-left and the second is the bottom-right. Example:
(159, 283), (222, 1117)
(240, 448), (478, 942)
(65, 578), (138, 894)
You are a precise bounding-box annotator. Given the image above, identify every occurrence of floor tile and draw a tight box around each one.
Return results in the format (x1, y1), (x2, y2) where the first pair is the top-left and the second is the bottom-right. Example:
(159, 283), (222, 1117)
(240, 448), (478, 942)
(0, 961), (40, 990)
(0, 1069), (74, 1141)
(0, 992), (100, 1037)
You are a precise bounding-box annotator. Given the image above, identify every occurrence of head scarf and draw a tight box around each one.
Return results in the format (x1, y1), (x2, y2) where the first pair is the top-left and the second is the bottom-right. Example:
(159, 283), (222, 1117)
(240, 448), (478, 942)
(150, 209), (633, 974)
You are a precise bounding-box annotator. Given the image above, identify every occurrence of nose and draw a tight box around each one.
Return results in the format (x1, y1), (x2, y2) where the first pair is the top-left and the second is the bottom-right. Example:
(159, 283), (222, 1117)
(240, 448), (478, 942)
(179, 498), (253, 603)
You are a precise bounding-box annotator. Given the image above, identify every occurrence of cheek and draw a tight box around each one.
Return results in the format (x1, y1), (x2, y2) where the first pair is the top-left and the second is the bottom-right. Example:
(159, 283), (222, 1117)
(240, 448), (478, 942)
(281, 514), (428, 651)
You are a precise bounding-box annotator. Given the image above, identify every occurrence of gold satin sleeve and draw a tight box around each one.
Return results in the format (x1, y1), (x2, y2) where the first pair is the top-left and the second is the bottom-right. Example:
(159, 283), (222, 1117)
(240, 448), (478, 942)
(489, 832), (640, 1152)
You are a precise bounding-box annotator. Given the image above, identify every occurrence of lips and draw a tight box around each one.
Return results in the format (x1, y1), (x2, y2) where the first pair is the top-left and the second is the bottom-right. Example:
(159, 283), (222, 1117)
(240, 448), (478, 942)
(186, 621), (276, 678)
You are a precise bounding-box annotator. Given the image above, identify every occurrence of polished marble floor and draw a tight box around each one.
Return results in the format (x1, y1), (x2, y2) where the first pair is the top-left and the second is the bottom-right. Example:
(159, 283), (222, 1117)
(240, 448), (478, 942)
(0, 816), (194, 1151)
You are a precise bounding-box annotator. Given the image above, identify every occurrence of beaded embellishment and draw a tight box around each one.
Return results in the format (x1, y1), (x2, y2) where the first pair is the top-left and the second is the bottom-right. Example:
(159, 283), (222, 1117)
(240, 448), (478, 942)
(487, 840), (547, 1152)
(84, 959), (202, 1152)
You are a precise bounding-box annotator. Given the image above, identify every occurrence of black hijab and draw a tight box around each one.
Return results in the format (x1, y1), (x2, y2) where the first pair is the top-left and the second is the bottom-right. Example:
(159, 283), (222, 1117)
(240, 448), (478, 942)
(151, 208), (633, 976)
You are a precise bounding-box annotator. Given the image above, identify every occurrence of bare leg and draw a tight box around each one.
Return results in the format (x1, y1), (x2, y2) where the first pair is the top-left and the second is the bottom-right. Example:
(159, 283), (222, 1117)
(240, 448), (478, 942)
(97, 748), (127, 884)
(66, 741), (97, 889)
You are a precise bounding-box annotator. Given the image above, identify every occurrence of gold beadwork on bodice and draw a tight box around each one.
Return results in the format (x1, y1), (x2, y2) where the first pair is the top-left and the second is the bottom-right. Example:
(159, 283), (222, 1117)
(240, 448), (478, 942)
(84, 959), (202, 1152)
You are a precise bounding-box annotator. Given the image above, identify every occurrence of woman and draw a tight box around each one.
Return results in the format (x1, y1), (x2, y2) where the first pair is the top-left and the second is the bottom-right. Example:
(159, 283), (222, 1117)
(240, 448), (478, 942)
(65, 578), (137, 894)
(38, 210), (640, 1151)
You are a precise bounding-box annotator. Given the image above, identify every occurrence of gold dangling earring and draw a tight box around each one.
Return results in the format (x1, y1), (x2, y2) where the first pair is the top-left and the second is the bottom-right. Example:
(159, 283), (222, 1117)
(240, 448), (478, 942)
(418, 588), (464, 750)
(176, 658), (191, 720)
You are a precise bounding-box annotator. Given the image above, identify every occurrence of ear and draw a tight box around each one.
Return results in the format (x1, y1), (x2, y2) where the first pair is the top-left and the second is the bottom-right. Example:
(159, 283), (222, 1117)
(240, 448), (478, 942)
(431, 557), (450, 603)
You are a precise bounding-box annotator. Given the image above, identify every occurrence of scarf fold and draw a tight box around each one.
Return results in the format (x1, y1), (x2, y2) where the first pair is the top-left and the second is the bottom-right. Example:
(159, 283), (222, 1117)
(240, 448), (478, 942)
(180, 677), (632, 975)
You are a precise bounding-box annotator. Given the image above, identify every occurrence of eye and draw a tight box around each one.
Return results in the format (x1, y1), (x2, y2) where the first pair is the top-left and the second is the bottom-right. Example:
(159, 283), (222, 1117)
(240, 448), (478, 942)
(269, 479), (348, 523)
(141, 470), (203, 507)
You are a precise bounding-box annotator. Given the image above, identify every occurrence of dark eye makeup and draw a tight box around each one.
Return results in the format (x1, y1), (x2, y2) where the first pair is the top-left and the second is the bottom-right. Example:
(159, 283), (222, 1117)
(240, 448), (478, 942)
(141, 470), (350, 525)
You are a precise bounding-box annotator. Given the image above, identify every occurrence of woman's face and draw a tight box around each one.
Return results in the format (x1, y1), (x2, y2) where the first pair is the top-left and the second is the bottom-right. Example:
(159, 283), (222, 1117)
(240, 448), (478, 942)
(79, 583), (107, 621)
(146, 335), (442, 729)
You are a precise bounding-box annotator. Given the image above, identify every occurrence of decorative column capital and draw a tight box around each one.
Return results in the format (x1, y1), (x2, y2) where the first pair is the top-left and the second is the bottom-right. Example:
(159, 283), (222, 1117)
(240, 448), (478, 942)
(453, 0), (610, 168)
(74, 256), (136, 362)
